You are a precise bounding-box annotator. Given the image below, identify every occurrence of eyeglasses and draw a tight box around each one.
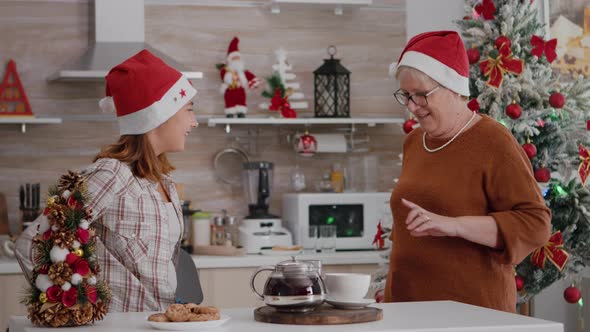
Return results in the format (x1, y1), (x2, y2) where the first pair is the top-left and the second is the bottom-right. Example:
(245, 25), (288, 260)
(393, 86), (440, 106)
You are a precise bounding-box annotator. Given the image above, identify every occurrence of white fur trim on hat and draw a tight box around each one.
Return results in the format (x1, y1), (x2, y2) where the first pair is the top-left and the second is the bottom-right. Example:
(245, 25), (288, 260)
(118, 76), (197, 135)
(397, 51), (470, 96)
(388, 61), (397, 77)
(99, 96), (116, 113)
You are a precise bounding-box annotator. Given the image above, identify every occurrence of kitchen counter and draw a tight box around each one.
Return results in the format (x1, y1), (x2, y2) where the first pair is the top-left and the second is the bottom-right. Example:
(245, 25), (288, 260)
(0, 251), (386, 274)
(9, 301), (562, 332)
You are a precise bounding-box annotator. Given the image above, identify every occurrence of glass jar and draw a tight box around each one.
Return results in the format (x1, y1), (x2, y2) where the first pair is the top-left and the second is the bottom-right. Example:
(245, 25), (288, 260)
(213, 216), (225, 246)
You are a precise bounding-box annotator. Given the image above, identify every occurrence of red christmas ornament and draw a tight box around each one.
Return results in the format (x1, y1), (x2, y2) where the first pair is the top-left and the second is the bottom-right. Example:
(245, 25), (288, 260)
(467, 48), (481, 64)
(586, 120), (590, 130)
(534, 167), (551, 183)
(505, 103), (522, 119)
(495, 36), (512, 50)
(403, 118), (418, 134)
(549, 92), (566, 108)
(77, 228), (90, 244)
(564, 286), (582, 304)
(295, 131), (317, 157)
(515, 275), (525, 291)
(467, 98), (480, 112)
(522, 143), (537, 159)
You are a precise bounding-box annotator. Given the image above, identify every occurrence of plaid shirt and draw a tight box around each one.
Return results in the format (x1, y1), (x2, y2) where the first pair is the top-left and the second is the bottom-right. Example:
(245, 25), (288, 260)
(16, 158), (183, 312)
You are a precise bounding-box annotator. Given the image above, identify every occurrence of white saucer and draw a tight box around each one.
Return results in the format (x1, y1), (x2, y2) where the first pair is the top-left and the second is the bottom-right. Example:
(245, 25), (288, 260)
(325, 298), (376, 309)
(260, 249), (303, 256)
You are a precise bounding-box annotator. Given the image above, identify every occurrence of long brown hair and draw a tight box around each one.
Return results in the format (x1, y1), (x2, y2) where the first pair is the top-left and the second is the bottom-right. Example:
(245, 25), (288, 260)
(93, 135), (175, 182)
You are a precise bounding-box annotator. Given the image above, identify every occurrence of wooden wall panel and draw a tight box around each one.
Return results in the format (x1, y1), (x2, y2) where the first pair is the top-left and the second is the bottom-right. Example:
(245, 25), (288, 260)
(0, 0), (406, 234)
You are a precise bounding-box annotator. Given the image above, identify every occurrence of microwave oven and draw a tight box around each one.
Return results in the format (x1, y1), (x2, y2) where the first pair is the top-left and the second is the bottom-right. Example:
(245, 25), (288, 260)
(282, 192), (392, 250)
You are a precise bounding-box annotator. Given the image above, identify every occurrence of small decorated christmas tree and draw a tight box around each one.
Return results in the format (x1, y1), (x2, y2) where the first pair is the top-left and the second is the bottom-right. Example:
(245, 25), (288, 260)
(22, 171), (110, 327)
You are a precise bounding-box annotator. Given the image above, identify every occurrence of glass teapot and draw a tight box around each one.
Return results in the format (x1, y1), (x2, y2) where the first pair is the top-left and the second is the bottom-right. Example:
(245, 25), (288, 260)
(250, 257), (326, 312)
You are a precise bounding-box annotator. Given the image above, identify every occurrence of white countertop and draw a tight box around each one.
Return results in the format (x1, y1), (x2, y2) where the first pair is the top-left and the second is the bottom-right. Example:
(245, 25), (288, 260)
(0, 251), (385, 275)
(9, 301), (563, 332)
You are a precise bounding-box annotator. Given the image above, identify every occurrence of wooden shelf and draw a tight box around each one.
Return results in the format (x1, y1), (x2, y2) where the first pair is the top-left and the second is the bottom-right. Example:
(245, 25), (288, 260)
(206, 116), (403, 132)
(0, 116), (63, 133)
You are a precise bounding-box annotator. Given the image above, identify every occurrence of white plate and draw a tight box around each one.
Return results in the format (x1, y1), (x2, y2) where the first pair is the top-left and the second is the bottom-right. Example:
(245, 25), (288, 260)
(146, 314), (230, 330)
(325, 298), (376, 309)
(260, 249), (303, 256)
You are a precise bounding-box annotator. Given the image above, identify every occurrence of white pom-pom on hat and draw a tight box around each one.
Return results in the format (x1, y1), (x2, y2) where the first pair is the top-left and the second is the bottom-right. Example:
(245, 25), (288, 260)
(35, 274), (53, 292)
(50, 246), (70, 263)
(99, 96), (116, 113)
(71, 273), (83, 285)
(61, 282), (72, 291)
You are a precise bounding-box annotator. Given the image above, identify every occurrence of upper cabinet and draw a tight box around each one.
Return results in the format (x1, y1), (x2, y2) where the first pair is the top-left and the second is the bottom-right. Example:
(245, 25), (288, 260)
(270, 0), (373, 15)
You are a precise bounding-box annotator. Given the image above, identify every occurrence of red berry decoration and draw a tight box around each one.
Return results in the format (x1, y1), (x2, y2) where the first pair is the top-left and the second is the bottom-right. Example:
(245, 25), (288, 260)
(534, 167), (551, 183)
(495, 36), (511, 49)
(564, 286), (582, 304)
(549, 92), (566, 108)
(467, 98), (480, 112)
(515, 275), (525, 291)
(403, 118), (418, 134)
(467, 48), (481, 64)
(522, 143), (537, 159)
(505, 103), (522, 119)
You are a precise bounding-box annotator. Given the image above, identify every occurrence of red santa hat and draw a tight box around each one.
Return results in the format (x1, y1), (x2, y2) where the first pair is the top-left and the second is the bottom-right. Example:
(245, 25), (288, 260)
(227, 37), (240, 60)
(99, 49), (197, 135)
(392, 30), (470, 96)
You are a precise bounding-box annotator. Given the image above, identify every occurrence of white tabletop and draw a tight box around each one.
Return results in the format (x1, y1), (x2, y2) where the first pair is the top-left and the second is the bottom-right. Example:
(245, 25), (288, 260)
(9, 301), (562, 332)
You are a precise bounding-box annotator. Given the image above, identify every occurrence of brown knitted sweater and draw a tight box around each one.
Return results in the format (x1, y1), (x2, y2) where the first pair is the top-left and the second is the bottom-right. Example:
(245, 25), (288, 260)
(384, 115), (551, 312)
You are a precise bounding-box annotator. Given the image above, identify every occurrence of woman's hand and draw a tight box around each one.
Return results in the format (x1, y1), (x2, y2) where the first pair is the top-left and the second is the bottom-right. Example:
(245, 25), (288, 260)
(402, 198), (458, 237)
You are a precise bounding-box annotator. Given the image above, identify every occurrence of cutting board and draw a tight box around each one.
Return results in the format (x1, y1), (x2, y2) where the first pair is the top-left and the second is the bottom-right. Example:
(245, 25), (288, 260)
(254, 305), (382, 325)
(0, 193), (9, 234)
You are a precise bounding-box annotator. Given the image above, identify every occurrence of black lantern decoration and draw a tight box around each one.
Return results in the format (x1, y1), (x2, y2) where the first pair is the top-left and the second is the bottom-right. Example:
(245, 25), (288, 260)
(313, 46), (350, 118)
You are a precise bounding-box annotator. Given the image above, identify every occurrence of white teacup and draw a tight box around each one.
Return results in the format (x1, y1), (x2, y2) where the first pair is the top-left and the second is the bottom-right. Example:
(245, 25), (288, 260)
(324, 273), (371, 301)
(0, 234), (15, 258)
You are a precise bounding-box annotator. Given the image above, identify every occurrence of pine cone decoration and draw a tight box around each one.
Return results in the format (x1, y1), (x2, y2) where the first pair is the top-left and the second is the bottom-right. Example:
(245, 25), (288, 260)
(72, 302), (94, 325)
(53, 229), (76, 248)
(48, 262), (72, 286)
(48, 305), (70, 327)
(47, 206), (66, 228)
(27, 302), (45, 326)
(93, 301), (108, 321)
(58, 171), (83, 192)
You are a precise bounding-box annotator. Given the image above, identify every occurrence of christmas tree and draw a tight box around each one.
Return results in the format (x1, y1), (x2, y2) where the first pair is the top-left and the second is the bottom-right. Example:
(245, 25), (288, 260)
(260, 48), (308, 117)
(457, 0), (590, 305)
(22, 171), (110, 327)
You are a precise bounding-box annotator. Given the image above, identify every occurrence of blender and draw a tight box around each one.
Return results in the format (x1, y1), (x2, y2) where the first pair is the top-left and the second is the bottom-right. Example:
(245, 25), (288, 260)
(239, 161), (293, 254)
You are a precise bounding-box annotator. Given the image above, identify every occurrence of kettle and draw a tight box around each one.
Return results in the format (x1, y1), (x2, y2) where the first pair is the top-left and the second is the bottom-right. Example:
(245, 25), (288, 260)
(250, 257), (326, 312)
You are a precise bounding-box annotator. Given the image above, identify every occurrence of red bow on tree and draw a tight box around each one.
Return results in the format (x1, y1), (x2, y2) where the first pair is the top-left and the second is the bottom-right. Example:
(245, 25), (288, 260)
(479, 44), (524, 88)
(531, 231), (569, 271)
(474, 0), (496, 20)
(269, 88), (296, 118)
(579, 144), (590, 185)
(530, 35), (558, 63)
(372, 222), (385, 249)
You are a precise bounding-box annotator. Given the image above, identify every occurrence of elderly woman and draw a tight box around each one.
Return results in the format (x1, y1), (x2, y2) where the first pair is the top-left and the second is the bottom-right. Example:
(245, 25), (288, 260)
(384, 30), (551, 312)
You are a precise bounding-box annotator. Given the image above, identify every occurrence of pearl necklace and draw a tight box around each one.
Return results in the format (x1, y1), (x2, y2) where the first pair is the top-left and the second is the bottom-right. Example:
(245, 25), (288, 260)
(422, 112), (477, 153)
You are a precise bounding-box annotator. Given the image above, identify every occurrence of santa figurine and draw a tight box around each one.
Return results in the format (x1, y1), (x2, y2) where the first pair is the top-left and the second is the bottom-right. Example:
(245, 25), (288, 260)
(219, 37), (262, 117)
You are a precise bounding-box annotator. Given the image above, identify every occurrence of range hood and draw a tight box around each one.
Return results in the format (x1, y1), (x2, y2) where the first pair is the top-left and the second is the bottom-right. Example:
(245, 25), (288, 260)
(48, 0), (202, 82)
